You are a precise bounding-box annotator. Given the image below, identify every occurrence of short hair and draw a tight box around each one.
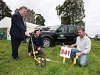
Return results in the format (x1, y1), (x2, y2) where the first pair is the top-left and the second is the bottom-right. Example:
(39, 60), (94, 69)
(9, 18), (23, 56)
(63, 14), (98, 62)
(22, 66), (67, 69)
(78, 27), (85, 32)
(34, 30), (39, 33)
(19, 6), (27, 10)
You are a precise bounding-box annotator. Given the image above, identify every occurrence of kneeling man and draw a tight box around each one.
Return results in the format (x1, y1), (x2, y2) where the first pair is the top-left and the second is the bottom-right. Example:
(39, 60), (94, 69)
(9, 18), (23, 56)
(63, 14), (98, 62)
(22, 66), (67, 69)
(28, 30), (44, 57)
(70, 27), (91, 67)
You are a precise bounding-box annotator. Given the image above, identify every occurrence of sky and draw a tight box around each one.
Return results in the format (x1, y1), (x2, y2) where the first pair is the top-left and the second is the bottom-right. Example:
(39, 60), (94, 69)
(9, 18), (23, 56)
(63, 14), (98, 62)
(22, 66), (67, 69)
(3, 0), (100, 37)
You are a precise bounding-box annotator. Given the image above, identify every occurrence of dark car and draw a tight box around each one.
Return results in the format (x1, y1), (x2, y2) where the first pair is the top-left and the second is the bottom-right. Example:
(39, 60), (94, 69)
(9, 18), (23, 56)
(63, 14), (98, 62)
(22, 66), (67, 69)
(94, 34), (100, 40)
(40, 25), (81, 47)
(40, 27), (50, 31)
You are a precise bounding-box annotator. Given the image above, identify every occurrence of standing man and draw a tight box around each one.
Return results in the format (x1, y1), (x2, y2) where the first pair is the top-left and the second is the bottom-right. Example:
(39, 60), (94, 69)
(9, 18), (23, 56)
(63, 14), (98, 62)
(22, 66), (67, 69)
(10, 6), (30, 60)
(70, 27), (91, 67)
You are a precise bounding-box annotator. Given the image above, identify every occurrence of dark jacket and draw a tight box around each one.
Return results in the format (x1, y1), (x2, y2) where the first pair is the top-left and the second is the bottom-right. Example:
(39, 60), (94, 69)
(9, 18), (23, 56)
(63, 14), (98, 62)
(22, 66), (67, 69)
(29, 35), (44, 48)
(10, 12), (26, 39)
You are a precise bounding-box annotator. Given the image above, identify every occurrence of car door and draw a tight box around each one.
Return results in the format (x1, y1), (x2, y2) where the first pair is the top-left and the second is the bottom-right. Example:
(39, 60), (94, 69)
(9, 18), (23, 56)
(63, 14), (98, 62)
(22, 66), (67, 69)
(54, 25), (68, 43)
(66, 26), (77, 43)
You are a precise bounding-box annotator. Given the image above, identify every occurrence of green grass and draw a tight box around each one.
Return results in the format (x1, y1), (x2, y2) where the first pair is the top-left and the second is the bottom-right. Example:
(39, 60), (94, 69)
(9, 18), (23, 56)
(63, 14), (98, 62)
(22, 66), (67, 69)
(0, 40), (100, 75)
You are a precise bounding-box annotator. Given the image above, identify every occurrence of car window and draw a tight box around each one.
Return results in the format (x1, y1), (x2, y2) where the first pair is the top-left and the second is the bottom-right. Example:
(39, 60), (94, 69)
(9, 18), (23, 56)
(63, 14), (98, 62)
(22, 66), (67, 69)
(49, 25), (60, 31)
(58, 25), (67, 33)
(41, 28), (50, 31)
(68, 26), (75, 33)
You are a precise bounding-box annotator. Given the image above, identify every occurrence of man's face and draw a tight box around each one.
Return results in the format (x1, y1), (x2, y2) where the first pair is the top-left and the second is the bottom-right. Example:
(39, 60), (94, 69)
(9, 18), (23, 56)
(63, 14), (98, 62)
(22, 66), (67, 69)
(78, 30), (85, 38)
(35, 31), (40, 37)
(20, 8), (27, 16)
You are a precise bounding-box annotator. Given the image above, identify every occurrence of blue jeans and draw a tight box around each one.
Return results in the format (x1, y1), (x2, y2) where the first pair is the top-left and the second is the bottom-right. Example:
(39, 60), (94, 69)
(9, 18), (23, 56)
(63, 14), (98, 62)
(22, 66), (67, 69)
(70, 48), (88, 66)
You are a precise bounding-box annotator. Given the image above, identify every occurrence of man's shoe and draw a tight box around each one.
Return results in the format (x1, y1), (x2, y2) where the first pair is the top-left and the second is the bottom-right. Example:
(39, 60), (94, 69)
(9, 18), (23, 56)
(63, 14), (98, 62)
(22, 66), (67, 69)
(13, 57), (20, 60)
(16, 57), (20, 59)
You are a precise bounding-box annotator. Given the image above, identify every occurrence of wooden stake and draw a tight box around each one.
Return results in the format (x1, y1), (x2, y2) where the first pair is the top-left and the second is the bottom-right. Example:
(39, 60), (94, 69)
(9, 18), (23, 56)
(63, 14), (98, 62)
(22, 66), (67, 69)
(63, 57), (66, 64)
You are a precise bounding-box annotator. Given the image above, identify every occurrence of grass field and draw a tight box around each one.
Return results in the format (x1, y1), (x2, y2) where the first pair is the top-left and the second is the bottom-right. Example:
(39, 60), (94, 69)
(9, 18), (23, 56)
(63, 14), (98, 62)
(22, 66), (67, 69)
(0, 40), (100, 75)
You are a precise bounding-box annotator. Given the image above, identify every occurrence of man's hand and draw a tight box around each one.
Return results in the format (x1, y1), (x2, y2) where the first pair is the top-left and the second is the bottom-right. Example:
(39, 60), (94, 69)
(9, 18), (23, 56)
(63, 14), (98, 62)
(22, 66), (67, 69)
(70, 44), (77, 48)
(25, 31), (30, 37)
(76, 52), (81, 56)
(37, 47), (41, 50)
(76, 51), (84, 56)
(70, 45), (75, 48)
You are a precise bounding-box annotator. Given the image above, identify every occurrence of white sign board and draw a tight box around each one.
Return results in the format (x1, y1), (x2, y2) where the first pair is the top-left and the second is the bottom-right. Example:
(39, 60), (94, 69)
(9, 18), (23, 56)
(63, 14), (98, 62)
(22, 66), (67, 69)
(60, 46), (71, 58)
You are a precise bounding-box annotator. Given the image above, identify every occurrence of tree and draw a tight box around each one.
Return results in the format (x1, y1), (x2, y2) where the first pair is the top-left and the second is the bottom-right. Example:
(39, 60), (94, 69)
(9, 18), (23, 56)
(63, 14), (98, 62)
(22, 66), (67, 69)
(56, 0), (85, 26)
(0, 0), (12, 21)
(35, 14), (45, 26)
(15, 8), (35, 24)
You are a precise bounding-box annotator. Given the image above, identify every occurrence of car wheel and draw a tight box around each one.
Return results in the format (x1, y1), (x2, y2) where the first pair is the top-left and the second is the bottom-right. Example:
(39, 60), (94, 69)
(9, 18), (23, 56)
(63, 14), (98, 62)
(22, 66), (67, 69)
(43, 38), (51, 47)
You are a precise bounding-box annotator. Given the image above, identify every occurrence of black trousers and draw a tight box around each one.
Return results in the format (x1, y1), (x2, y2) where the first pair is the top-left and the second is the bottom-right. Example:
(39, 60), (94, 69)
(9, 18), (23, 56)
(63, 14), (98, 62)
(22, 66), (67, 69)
(28, 44), (44, 55)
(11, 37), (23, 59)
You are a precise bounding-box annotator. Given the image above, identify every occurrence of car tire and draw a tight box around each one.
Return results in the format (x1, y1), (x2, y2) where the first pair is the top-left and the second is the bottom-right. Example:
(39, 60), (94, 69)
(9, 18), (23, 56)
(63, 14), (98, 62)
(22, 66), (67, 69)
(42, 38), (51, 48)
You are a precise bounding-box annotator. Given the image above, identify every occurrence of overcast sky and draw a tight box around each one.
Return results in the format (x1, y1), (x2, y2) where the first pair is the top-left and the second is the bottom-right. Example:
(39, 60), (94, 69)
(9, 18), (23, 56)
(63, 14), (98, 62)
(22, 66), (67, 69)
(3, 0), (100, 37)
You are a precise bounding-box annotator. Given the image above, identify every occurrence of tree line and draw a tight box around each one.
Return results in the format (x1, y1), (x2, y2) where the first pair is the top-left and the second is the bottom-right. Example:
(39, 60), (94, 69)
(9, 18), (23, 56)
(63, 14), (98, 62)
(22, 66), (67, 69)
(0, 0), (85, 26)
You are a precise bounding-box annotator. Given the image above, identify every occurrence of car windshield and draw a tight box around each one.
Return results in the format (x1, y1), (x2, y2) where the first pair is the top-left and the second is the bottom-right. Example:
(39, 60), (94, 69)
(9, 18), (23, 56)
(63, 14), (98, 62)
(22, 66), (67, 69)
(49, 25), (60, 31)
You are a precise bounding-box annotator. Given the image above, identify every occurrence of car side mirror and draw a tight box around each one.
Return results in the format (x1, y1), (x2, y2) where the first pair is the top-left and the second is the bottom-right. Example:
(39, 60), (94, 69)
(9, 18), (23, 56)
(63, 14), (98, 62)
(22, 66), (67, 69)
(57, 30), (62, 32)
